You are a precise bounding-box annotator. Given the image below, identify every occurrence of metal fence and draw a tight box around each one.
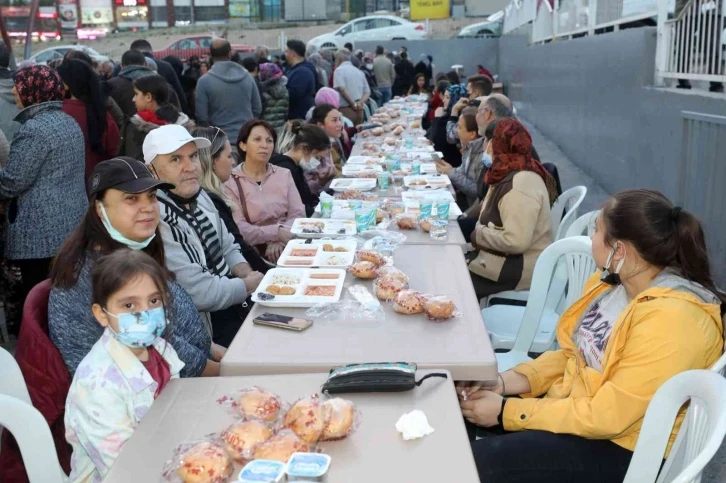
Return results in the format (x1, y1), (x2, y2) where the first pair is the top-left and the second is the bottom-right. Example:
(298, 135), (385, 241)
(504, 0), (666, 42)
(655, 0), (725, 85)
(678, 111), (726, 285)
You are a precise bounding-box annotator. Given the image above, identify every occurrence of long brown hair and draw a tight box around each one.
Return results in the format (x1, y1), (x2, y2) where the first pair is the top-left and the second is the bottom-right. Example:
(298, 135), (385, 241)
(51, 190), (169, 289)
(601, 189), (726, 307)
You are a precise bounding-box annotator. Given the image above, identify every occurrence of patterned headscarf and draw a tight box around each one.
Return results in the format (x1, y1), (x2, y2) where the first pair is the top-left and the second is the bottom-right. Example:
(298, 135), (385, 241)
(13, 65), (64, 108)
(259, 62), (283, 82)
(446, 84), (467, 114)
(485, 118), (558, 206)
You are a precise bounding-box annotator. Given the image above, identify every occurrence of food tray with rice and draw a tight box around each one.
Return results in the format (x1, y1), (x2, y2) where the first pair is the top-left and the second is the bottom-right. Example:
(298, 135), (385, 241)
(403, 175), (452, 191)
(291, 219), (357, 238)
(277, 239), (357, 268)
(251, 268), (346, 308)
(329, 178), (377, 192)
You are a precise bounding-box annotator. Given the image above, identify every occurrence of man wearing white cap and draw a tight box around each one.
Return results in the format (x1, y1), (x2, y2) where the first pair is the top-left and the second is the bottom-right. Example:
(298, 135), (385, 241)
(144, 124), (263, 347)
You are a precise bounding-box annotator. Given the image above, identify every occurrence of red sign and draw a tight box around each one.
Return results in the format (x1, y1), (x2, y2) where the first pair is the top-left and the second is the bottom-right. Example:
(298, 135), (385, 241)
(113, 0), (147, 5)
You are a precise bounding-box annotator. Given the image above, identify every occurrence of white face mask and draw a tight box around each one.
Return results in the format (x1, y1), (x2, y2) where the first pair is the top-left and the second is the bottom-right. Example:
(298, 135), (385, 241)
(300, 155), (321, 173)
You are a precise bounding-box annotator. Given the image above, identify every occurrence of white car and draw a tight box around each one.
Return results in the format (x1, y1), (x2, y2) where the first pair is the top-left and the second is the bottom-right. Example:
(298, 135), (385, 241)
(28, 45), (110, 65)
(457, 12), (505, 38)
(307, 15), (426, 51)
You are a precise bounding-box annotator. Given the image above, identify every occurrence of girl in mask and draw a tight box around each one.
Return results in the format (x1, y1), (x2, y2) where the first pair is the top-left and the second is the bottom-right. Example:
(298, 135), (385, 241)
(271, 120), (330, 216)
(459, 189), (725, 483)
(49, 157), (221, 380)
(65, 249), (184, 482)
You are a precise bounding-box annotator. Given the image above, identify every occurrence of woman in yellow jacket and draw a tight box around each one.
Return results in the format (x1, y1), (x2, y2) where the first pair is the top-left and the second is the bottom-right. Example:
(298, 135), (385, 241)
(460, 189), (725, 483)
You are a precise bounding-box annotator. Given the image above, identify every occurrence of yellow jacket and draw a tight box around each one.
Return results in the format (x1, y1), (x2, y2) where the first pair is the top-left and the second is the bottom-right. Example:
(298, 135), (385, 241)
(504, 272), (724, 452)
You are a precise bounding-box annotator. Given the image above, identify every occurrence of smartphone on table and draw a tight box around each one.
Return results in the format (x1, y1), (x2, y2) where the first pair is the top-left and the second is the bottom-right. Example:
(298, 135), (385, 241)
(253, 312), (313, 332)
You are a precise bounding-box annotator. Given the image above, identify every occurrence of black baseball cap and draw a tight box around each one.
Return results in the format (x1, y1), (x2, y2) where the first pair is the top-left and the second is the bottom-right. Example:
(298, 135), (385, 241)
(88, 157), (175, 196)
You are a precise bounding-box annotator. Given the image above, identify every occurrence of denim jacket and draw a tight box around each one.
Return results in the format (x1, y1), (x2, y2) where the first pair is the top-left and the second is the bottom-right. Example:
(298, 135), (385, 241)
(64, 329), (184, 482)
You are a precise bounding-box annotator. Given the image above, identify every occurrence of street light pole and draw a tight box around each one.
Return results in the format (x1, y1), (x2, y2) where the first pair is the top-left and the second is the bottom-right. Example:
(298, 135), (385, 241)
(24, 0), (41, 60)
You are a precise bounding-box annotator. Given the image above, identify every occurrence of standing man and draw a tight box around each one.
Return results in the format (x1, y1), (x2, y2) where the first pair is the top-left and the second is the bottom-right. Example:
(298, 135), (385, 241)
(144, 125), (263, 347)
(195, 38), (262, 142)
(372, 45), (395, 105)
(284, 39), (316, 120)
(333, 49), (370, 125)
(254, 45), (270, 65)
(393, 51), (415, 97)
(130, 39), (189, 115)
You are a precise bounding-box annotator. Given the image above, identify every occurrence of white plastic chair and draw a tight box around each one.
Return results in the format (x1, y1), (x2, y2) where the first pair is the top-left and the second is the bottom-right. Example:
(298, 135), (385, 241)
(551, 186), (587, 240)
(0, 395), (66, 483)
(709, 349), (726, 376)
(485, 237), (597, 370)
(0, 347), (66, 482)
(481, 186), (589, 309)
(623, 370), (726, 483)
(565, 210), (600, 238)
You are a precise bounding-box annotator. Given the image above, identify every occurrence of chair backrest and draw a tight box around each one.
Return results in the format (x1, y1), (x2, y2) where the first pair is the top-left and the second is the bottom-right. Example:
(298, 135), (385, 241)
(565, 210), (600, 238)
(709, 349), (726, 376)
(0, 394), (65, 483)
(0, 347), (31, 405)
(623, 370), (726, 483)
(550, 186), (587, 240)
(511, 236), (594, 353)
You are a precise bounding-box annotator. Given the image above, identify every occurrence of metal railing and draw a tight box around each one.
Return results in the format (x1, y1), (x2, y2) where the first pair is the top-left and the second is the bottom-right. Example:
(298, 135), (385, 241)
(655, 0), (725, 84)
(504, 0), (664, 42)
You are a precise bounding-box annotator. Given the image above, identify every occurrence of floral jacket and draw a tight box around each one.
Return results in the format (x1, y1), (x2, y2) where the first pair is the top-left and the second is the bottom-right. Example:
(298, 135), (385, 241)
(64, 329), (184, 482)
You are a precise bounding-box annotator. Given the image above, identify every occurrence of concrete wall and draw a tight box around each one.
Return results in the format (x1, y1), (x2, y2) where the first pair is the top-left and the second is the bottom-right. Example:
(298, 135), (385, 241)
(498, 28), (726, 283)
(355, 38), (499, 79)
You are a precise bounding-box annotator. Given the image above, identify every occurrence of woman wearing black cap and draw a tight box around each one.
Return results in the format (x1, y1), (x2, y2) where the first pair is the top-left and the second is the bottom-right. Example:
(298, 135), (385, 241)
(57, 58), (120, 186)
(49, 157), (222, 379)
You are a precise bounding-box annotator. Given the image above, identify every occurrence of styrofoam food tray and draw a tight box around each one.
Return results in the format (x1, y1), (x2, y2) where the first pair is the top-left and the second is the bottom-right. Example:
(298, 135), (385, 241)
(313, 199), (357, 213)
(291, 218), (357, 238)
(403, 175), (451, 191)
(401, 190), (455, 203)
(277, 239), (357, 268)
(342, 164), (384, 177)
(346, 155), (385, 165)
(329, 178), (377, 192)
(396, 163), (437, 175)
(251, 268), (346, 308)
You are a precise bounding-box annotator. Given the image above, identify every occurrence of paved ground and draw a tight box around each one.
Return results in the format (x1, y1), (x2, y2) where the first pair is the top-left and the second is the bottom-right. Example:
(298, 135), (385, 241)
(521, 116), (726, 483)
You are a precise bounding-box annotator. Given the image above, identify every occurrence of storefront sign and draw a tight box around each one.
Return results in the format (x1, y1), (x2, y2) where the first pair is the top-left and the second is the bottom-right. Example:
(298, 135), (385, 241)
(410, 0), (450, 20)
(58, 0), (79, 29)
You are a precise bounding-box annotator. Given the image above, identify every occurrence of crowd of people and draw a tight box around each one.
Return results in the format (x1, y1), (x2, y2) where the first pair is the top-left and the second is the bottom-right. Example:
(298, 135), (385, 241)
(0, 34), (723, 483)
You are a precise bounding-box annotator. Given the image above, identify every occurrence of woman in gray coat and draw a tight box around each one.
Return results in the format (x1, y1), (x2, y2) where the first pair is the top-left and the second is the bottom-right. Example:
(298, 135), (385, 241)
(0, 65), (87, 337)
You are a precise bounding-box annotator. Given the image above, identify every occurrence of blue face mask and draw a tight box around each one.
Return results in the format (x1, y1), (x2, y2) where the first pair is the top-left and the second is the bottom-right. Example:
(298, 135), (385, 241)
(99, 202), (156, 250)
(104, 306), (166, 348)
(481, 153), (492, 168)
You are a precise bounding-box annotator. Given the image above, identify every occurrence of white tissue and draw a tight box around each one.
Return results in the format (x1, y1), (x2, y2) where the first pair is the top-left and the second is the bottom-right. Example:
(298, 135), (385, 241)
(396, 410), (435, 440)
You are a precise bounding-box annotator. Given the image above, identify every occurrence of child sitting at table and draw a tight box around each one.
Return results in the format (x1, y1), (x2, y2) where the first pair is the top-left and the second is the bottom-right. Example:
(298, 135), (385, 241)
(64, 250), (184, 482)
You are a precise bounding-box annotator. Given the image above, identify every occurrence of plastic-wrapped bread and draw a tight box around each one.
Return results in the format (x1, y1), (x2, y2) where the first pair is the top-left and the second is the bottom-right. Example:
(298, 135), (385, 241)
(252, 429), (310, 462)
(235, 387), (282, 422)
(220, 419), (273, 462)
(393, 290), (425, 315)
(174, 442), (233, 483)
(392, 125), (405, 135)
(283, 396), (326, 444)
(321, 398), (357, 441)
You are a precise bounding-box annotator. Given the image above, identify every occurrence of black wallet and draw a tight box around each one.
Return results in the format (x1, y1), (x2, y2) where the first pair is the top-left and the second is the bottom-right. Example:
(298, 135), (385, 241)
(321, 362), (448, 395)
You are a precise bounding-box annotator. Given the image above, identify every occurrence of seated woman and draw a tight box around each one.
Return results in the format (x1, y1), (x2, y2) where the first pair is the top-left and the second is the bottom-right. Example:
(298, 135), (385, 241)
(468, 118), (557, 299)
(426, 79), (449, 124)
(460, 189), (725, 483)
(49, 157), (222, 378)
(407, 73), (430, 97)
(426, 84), (466, 168)
(192, 126), (269, 274)
(309, 103), (347, 184)
(270, 120), (330, 216)
(435, 108), (484, 210)
(224, 119), (305, 262)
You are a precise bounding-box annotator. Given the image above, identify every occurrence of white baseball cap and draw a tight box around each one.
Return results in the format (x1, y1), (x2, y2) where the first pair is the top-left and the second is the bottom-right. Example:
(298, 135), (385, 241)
(142, 124), (212, 164)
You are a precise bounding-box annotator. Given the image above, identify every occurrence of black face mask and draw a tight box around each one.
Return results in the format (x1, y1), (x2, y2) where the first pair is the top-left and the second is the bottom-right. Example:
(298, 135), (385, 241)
(600, 245), (624, 286)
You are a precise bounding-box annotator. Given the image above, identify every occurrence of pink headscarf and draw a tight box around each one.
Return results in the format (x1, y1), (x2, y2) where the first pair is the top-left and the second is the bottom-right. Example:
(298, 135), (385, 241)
(315, 87), (339, 108)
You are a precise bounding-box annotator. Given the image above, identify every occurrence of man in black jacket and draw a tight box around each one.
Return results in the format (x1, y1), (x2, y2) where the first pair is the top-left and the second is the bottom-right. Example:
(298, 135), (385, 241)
(130, 38), (189, 115)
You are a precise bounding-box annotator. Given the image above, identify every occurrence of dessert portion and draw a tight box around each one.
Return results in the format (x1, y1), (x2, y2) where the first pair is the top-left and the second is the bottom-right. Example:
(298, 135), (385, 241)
(236, 387), (283, 422)
(266, 285), (296, 296)
(283, 397), (326, 444)
(221, 419), (273, 462)
(176, 442), (233, 483)
(393, 290), (425, 315)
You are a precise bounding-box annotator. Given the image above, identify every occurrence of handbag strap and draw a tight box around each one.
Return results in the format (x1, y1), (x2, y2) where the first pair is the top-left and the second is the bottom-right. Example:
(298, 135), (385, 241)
(415, 373), (448, 386)
(232, 173), (254, 225)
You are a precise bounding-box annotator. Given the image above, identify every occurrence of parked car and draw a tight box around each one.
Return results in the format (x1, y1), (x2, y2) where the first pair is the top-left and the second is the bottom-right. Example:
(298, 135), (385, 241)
(153, 35), (255, 62)
(28, 45), (109, 65)
(307, 15), (426, 51)
(457, 12), (504, 39)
